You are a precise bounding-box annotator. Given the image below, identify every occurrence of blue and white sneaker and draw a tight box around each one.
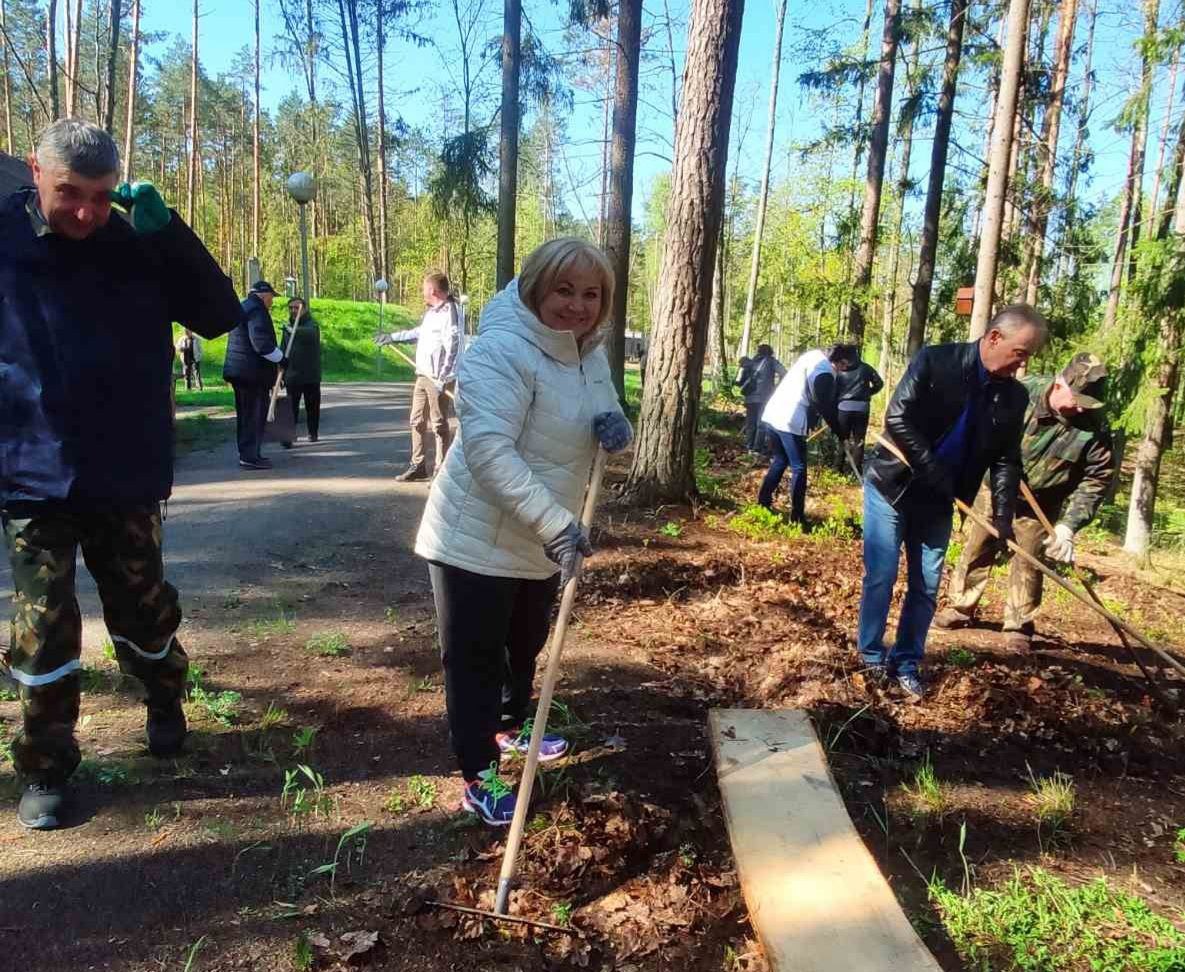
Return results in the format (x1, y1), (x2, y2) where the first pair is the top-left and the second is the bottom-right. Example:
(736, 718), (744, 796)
(897, 671), (926, 700)
(496, 720), (570, 762)
(461, 765), (517, 826)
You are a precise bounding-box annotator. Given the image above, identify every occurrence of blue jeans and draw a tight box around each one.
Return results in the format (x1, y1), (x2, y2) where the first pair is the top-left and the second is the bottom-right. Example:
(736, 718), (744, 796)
(857, 481), (953, 675)
(758, 429), (807, 522)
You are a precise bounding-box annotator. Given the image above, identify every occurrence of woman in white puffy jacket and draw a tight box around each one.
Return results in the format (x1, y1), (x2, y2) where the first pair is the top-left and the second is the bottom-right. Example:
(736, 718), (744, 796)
(414, 238), (633, 826)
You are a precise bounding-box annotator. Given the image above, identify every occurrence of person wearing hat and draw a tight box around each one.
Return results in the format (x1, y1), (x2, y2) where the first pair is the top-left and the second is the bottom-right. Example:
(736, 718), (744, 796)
(223, 280), (284, 470)
(934, 352), (1116, 650)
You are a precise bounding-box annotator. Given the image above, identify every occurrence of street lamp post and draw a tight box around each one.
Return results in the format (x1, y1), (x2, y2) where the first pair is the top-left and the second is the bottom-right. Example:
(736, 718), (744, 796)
(285, 172), (316, 301)
(374, 277), (390, 378)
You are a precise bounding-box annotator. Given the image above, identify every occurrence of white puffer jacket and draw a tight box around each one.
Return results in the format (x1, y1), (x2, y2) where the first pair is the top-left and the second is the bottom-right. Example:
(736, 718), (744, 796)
(415, 280), (624, 579)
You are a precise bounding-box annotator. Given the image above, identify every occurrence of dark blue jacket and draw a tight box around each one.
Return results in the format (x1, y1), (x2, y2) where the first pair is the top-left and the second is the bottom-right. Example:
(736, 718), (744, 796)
(0, 189), (242, 506)
(223, 294), (280, 386)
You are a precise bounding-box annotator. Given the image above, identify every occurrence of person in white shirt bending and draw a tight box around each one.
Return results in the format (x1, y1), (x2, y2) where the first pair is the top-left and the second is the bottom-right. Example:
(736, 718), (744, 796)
(375, 271), (465, 481)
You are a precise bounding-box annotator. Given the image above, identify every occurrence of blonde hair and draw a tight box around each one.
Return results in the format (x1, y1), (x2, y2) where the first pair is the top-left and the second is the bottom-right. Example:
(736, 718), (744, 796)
(517, 238), (615, 332)
(423, 270), (451, 297)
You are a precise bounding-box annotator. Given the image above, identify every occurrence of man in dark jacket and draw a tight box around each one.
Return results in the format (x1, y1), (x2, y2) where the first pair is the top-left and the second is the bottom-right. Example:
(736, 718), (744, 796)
(280, 297), (323, 445)
(0, 119), (242, 828)
(833, 349), (883, 473)
(735, 344), (785, 454)
(857, 305), (1047, 698)
(224, 280), (283, 469)
(936, 353), (1115, 650)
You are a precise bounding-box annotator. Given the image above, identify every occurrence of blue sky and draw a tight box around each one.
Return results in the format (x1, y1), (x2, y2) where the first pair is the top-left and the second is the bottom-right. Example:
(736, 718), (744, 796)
(141, 0), (1159, 224)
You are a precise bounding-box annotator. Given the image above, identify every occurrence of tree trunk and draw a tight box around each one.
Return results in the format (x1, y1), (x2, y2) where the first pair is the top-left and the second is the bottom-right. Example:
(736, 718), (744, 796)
(121, 0), (139, 180)
(102, 0), (121, 132)
(969, 0), (1031, 338)
(907, 0), (966, 356)
(377, 5), (389, 283)
(846, 0), (902, 347)
(604, 0), (642, 402)
(1022, 0), (1077, 304)
(878, 3), (920, 376)
(495, 0), (521, 290)
(252, 0), (261, 257)
(1057, 0), (1097, 282)
(1, 0), (13, 152)
(47, 0), (59, 119)
(709, 224), (728, 391)
(63, 0), (79, 116)
(1102, 0), (1158, 330)
(1125, 0), (1159, 283)
(186, 0), (198, 225)
(1148, 49), (1181, 234)
(625, 0), (744, 503)
(338, 0), (378, 281)
(737, 0), (787, 361)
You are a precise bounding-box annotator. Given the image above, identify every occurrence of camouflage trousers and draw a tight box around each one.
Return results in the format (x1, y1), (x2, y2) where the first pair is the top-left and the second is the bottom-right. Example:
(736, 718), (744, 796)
(1, 504), (188, 782)
(946, 511), (1047, 632)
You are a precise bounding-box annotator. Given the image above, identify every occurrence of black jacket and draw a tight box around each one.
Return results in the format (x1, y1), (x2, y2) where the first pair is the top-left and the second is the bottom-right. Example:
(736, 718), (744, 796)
(0, 189), (241, 506)
(866, 341), (1029, 523)
(836, 361), (884, 403)
(281, 317), (322, 386)
(223, 293), (279, 386)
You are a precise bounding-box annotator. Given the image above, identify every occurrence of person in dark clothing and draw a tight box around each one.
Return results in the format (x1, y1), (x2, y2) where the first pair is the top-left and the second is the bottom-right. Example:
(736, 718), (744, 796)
(0, 119), (242, 829)
(834, 350), (884, 473)
(857, 305), (1047, 699)
(223, 281), (284, 469)
(735, 344), (785, 454)
(280, 297), (323, 446)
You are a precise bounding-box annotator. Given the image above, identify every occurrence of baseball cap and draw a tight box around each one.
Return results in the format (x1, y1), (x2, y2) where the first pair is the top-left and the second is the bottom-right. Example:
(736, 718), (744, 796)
(1060, 352), (1107, 409)
(250, 280), (278, 295)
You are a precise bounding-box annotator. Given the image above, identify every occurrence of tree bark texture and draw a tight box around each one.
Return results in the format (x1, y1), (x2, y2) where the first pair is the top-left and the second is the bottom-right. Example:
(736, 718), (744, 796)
(709, 224), (728, 391)
(252, 0), (261, 257)
(969, 0), (1031, 338)
(1, 0), (13, 152)
(1102, 0), (1158, 331)
(1057, 0), (1097, 282)
(907, 0), (966, 356)
(186, 0), (198, 225)
(121, 0), (140, 180)
(605, 0), (642, 402)
(847, 0), (902, 347)
(47, 0), (59, 119)
(1125, 0), (1159, 282)
(1022, 0), (1078, 304)
(625, 0), (745, 503)
(1147, 48), (1180, 234)
(102, 0), (121, 132)
(377, 6), (389, 282)
(737, 0), (787, 361)
(496, 0), (521, 290)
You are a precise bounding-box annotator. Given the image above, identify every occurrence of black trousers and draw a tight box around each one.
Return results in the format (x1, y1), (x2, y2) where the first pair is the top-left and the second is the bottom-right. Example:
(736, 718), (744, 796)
(288, 383), (321, 439)
(230, 381), (269, 462)
(743, 402), (769, 453)
(428, 561), (560, 781)
(836, 408), (870, 472)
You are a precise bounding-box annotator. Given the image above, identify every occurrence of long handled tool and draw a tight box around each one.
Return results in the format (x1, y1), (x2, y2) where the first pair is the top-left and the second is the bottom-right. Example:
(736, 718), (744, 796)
(874, 434), (1185, 678)
(382, 342), (456, 402)
(493, 449), (609, 915)
(267, 303), (304, 423)
(1017, 481), (1178, 706)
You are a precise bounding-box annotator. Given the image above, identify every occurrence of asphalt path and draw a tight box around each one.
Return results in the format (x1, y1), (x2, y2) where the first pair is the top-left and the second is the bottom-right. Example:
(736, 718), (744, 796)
(0, 382), (435, 647)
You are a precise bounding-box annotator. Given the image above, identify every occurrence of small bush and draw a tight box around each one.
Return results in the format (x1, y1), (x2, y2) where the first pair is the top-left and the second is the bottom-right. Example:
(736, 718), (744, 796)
(659, 521), (683, 538)
(947, 647), (977, 668)
(728, 505), (802, 541)
(306, 632), (350, 657)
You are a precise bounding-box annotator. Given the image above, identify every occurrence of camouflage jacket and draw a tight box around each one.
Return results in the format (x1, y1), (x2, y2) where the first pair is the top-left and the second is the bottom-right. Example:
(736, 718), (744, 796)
(1019, 376), (1116, 532)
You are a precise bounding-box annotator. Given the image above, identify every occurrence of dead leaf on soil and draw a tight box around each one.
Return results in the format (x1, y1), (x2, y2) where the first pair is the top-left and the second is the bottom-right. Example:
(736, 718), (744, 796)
(339, 929), (380, 963)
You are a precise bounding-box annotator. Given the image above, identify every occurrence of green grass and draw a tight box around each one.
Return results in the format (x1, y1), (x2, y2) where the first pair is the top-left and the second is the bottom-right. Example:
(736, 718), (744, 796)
(1174, 828), (1185, 864)
(246, 609), (296, 638)
(931, 867), (1185, 971)
(727, 504), (804, 541)
(306, 632), (350, 657)
(185, 666), (242, 726)
(659, 521), (683, 538)
(259, 702), (289, 730)
(1027, 768), (1076, 833)
(947, 647), (978, 668)
(903, 755), (948, 817)
(384, 774), (438, 814)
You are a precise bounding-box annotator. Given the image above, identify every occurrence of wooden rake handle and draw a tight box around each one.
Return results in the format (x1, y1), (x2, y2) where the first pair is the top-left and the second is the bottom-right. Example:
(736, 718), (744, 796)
(383, 342), (456, 402)
(267, 304), (304, 422)
(494, 448), (609, 916)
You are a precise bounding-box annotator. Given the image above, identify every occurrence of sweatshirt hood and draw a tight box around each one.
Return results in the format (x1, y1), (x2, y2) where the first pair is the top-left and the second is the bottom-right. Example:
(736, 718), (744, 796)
(477, 280), (607, 365)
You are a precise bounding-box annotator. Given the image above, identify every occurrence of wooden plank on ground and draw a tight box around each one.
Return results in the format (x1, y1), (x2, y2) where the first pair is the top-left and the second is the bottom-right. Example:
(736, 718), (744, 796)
(709, 708), (942, 972)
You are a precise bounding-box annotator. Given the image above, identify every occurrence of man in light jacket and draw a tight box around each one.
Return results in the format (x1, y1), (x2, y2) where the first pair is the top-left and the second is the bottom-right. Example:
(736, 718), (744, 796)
(375, 271), (464, 481)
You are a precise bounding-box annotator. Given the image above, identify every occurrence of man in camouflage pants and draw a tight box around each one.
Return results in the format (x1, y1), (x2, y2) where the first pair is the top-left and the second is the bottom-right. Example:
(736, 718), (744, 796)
(934, 353), (1116, 650)
(1, 120), (241, 828)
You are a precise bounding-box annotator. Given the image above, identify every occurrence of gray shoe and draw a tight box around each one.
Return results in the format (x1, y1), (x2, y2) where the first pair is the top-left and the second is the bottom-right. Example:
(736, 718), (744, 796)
(932, 607), (970, 630)
(896, 672), (926, 700)
(18, 782), (65, 830)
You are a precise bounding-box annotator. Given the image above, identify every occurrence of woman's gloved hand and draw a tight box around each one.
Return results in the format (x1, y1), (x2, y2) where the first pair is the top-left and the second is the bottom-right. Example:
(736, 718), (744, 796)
(109, 181), (171, 234)
(593, 411), (633, 453)
(543, 521), (593, 587)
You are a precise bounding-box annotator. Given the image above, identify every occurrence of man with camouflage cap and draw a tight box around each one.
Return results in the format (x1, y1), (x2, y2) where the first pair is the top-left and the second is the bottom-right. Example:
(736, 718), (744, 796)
(935, 353), (1116, 650)
(0, 119), (242, 828)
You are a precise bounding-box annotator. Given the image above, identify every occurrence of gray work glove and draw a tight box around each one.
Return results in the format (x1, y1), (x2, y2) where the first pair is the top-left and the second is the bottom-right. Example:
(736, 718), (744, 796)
(593, 411), (633, 453)
(374, 333), (396, 347)
(544, 522), (593, 587)
(1043, 523), (1075, 563)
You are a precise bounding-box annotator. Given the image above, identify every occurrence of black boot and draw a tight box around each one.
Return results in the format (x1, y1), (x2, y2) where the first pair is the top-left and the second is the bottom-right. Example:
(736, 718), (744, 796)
(18, 781), (65, 830)
(147, 699), (187, 757)
(394, 464), (428, 482)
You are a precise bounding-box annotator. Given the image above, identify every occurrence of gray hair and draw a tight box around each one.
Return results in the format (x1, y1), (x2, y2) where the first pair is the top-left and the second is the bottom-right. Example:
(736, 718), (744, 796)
(990, 303), (1049, 346)
(35, 118), (120, 178)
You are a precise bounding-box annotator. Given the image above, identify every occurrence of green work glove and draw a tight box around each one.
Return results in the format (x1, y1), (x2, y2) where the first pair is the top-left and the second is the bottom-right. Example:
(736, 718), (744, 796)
(110, 181), (171, 234)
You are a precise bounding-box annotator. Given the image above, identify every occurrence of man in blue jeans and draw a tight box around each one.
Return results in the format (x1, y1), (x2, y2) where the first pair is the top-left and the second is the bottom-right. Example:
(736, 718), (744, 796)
(858, 306), (1047, 698)
(758, 345), (854, 524)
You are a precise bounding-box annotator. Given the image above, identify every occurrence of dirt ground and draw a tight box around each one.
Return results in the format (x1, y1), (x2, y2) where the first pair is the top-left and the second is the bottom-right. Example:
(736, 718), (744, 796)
(1, 403), (1183, 971)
